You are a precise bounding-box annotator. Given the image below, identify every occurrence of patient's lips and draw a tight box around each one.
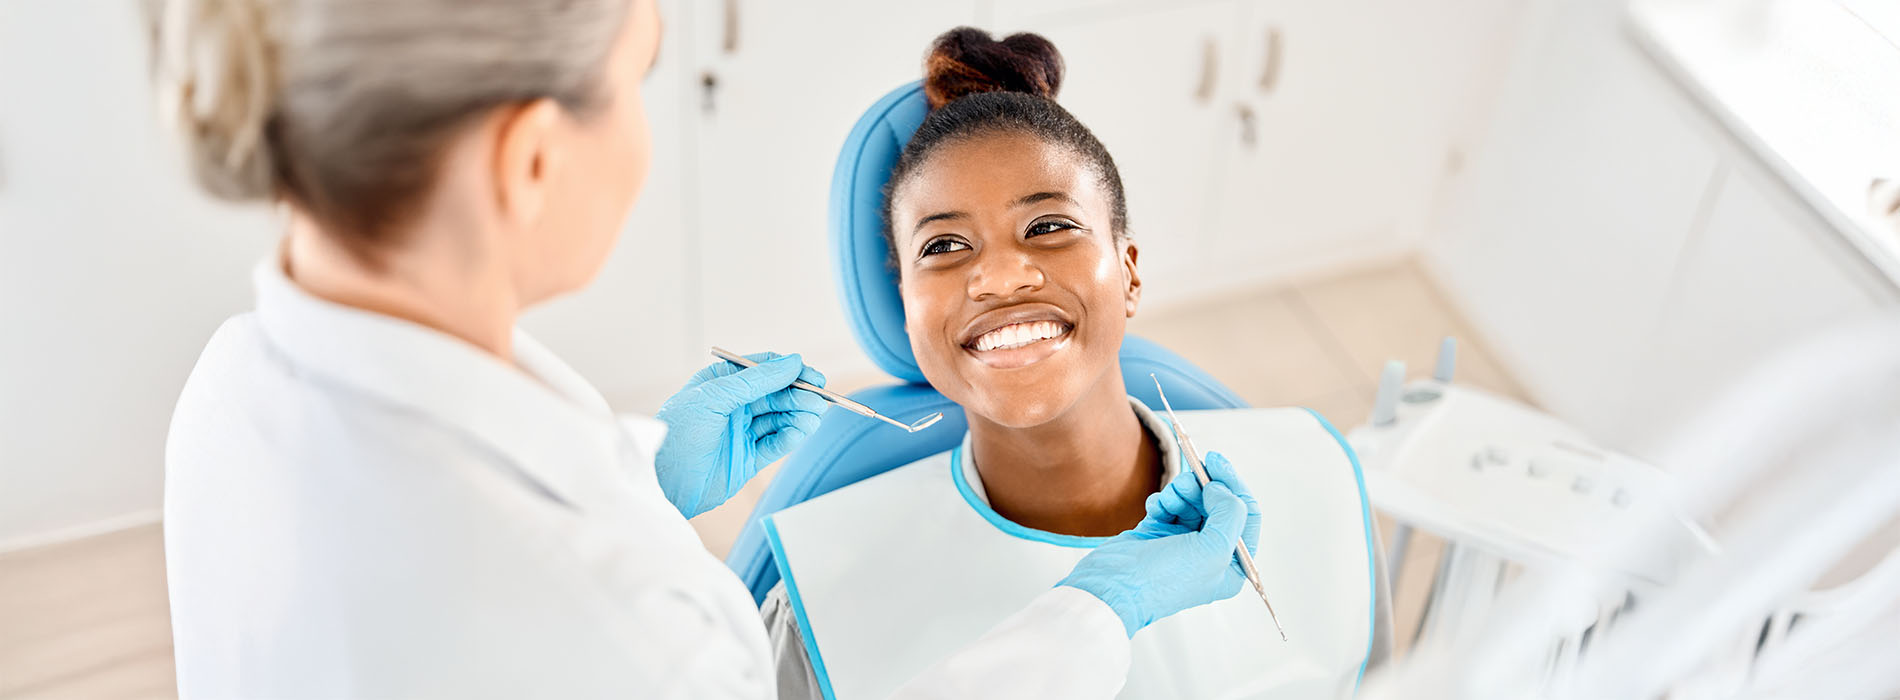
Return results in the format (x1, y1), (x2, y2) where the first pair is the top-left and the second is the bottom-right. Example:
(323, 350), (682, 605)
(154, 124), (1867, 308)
(964, 319), (1073, 369)
(959, 303), (1077, 369)
(970, 320), (1067, 352)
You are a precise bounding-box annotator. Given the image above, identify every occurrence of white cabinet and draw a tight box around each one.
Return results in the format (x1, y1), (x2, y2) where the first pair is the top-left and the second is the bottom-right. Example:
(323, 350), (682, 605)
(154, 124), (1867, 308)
(993, 0), (1528, 306)
(1212, 0), (1527, 271)
(997, 2), (1243, 309)
(688, 0), (980, 382)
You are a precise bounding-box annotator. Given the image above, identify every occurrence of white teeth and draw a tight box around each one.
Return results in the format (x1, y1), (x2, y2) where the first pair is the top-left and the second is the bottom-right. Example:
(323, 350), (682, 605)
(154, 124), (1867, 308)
(972, 320), (1069, 352)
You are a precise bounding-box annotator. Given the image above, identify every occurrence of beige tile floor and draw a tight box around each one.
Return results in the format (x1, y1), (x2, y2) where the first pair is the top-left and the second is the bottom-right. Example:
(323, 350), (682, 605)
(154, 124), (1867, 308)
(0, 259), (1527, 699)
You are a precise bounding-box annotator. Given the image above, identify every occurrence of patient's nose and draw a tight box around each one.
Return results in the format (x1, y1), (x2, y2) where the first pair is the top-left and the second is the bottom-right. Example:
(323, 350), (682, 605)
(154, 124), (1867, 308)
(967, 248), (1045, 301)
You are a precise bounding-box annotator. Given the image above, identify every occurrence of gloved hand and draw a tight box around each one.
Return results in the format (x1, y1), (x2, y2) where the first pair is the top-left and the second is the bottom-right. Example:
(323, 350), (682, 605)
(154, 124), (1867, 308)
(654, 352), (829, 518)
(1057, 451), (1262, 636)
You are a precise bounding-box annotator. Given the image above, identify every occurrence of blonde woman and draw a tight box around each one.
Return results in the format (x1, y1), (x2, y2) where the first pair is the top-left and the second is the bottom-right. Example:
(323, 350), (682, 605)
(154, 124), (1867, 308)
(153, 0), (1259, 697)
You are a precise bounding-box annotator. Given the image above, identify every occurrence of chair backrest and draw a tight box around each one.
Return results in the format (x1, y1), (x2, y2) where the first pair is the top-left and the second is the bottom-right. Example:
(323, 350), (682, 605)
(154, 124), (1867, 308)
(725, 82), (1248, 602)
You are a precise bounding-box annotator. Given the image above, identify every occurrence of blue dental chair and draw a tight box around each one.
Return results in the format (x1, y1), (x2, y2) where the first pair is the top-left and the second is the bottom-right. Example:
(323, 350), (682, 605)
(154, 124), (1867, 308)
(724, 82), (1249, 603)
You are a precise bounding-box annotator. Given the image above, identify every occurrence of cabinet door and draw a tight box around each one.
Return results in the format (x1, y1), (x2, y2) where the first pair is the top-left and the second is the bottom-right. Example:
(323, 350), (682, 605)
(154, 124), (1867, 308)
(1212, 0), (1526, 271)
(520, 0), (693, 411)
(998, 2), (1244, 308)
(1625, 165), (1898, 451)
(690, 1), (979, 383)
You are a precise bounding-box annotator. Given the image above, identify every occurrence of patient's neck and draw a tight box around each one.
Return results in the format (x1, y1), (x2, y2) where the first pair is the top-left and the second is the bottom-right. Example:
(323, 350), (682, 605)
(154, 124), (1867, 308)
(968, 373), (1162, 537)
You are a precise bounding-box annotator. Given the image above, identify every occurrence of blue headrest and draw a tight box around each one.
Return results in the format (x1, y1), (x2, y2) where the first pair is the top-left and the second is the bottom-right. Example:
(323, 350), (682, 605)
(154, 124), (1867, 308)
(830, 81), (930, 383)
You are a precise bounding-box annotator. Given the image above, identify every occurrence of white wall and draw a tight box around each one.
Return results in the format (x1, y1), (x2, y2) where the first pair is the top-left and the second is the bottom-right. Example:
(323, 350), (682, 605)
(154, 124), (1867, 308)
(0, 0), (277, 548)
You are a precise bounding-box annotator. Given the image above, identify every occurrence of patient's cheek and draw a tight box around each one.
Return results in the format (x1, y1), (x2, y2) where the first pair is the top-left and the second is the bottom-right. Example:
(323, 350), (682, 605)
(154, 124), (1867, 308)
(900, 291), (958, 389)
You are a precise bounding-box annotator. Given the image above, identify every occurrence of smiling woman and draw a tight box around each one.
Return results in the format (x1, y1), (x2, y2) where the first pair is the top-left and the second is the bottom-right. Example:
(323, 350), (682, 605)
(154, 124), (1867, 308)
(891, 123), (1150, 532)
(757, 27), (1390, 700)
(886, 29), (1144, 499)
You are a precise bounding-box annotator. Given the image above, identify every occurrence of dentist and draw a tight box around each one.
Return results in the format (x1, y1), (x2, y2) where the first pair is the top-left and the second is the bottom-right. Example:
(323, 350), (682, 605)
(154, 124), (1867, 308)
(155, 0), (1260, 697)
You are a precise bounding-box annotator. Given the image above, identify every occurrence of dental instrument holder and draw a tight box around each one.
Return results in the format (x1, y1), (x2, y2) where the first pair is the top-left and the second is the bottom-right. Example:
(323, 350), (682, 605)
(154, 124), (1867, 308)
(1151, 375), (1289, 641)
(1350, 338), (1706, 682)
(709, 347), (943, 433)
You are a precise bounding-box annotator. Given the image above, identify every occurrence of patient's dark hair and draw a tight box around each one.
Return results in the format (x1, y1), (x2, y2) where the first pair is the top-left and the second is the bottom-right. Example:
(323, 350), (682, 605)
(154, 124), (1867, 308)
(884, 27), (1128, 257)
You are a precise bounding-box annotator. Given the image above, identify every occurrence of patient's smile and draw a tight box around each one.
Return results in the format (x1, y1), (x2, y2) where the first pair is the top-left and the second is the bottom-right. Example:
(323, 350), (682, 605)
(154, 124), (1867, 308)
(969, 319), (1070, 352)
(966, 319), (1074, 368)
(962, 302), (1078, 370)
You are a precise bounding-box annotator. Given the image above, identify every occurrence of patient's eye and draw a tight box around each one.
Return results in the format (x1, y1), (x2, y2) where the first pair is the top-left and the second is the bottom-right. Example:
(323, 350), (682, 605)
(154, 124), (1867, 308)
(1026, 219), (1080, 238)
(919, 236), (971, 257)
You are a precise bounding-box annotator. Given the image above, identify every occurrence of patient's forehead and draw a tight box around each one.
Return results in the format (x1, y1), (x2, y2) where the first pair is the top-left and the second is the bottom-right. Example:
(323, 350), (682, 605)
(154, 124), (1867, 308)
(894, 132), (1107, 232)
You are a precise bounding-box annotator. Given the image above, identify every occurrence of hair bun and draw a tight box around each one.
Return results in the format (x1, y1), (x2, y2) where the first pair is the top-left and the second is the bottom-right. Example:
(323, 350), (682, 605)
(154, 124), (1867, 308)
(153, 0), (281, 201)
(923, 27), (1064, 110)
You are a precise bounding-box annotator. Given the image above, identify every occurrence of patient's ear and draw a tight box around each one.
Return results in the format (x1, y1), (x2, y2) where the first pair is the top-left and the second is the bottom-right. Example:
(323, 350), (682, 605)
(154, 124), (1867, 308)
(1120, 240), (1142, 318)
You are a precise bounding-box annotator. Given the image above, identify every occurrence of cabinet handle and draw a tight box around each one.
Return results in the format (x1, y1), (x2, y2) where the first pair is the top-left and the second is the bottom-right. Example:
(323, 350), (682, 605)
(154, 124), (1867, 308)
(1873, 178), (1899, 216)
(1195, 36), (1219, 104)
(700, 71), (719, 115)
(723, 0), (740, 54)
(1873, 178), (1900, 234)
(1235, 103), (1258, 148)
(1259, 25), (1283, 94)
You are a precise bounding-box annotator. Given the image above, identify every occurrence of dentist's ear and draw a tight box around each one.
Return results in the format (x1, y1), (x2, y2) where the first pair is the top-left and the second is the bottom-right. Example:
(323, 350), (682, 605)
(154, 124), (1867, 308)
(1121, 239), (1142, 318)
(493, 98), (565, 231)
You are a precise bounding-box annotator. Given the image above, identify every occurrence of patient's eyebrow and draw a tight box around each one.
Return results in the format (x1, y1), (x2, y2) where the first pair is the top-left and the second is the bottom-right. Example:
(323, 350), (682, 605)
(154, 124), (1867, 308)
(913, 211), (968, 234)
(1011, 191), (1076, 208)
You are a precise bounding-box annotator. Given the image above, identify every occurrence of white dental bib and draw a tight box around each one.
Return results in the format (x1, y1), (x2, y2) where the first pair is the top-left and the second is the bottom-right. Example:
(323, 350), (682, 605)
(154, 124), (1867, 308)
(764, 406), (1376, 700)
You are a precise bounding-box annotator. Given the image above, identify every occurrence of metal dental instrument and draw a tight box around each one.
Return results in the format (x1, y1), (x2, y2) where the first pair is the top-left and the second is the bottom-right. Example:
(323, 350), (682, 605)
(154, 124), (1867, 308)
(1151, 374), (1288, 641)
(710, 347), (943, 433)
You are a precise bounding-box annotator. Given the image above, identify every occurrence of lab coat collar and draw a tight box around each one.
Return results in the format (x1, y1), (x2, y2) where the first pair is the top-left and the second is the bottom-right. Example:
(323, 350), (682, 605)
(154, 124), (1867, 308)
(250, 257), (631, 512)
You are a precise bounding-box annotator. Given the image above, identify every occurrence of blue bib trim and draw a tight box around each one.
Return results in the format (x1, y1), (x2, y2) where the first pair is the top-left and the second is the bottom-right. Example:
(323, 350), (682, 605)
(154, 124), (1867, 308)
(1300, 407), (1378, 692)
(949, 444), (1114, 549)
(764, 516), (839, 700)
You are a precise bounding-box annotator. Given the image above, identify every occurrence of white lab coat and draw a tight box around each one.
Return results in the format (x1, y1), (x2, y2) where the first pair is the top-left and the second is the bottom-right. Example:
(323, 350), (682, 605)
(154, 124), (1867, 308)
(162, 258), (1133, 699)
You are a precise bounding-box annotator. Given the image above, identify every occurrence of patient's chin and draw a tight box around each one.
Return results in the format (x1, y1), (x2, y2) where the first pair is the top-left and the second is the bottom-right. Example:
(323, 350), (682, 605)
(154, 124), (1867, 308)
(969, 390), (1074, 430)
(950, 339), (1110, 430)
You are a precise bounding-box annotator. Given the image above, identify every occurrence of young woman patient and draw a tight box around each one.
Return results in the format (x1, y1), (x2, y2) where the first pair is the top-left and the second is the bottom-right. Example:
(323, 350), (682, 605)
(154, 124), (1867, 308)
(761, 28), (1390, 699)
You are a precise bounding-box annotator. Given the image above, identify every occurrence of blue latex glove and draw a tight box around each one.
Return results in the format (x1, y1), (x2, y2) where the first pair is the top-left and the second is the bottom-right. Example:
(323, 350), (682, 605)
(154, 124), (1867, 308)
(653, 352), (829, 518)
(1058, 451), (1263, 636)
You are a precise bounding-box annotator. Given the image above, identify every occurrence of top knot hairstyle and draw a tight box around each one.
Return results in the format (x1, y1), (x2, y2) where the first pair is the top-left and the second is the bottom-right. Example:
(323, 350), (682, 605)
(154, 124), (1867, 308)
(885, 27), (1129, 254)
(921, 28), (1064, 110)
